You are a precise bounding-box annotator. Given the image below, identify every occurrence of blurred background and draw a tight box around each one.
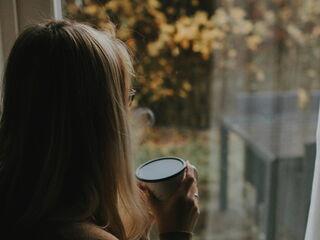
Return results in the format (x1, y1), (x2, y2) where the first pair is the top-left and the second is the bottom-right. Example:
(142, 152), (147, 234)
(1, 0), (320, 239)
(63, 0), (320, 240)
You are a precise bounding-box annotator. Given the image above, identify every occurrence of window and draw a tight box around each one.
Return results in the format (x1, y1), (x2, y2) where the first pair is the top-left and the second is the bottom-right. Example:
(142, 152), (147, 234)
(1, 1), (317, 239)
(0, 0), (61, 74)
(62, 1), (320, 239)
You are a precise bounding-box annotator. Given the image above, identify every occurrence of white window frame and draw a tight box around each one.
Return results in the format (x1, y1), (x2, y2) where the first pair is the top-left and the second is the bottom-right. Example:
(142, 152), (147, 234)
(0, 0), (62, 76)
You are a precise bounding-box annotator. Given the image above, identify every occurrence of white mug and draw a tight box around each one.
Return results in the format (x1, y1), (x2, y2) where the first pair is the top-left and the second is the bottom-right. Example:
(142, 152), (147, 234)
(136, 156), (197, 200)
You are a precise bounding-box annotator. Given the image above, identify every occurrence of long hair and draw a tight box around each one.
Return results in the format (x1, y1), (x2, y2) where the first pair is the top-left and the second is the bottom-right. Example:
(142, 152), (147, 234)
(0, 20), (149, 239)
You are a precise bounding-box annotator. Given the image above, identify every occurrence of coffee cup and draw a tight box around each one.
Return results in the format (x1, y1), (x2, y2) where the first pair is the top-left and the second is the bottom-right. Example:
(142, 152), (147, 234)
(136, 156), (197, 200)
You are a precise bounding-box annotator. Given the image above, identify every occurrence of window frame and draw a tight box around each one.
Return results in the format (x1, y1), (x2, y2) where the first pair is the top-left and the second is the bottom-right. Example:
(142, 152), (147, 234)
(0, 0), (62, 76)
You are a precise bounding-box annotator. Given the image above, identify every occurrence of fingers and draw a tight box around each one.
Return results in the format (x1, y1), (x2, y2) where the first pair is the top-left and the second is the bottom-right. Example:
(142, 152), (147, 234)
(179, 162), (200, 214)
(178, 162), (197, 195)
(186, 162), (198, 182)
(179, 174), (195, 196)
(188, 180), (199, 197)
(138, 161), (200, 215)
(190, 165), (198, 181)
(184, 192), (201, 219)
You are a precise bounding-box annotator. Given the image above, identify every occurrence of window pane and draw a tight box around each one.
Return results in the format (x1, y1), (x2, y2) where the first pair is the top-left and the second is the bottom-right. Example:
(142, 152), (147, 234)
(63, 1), (319, 239)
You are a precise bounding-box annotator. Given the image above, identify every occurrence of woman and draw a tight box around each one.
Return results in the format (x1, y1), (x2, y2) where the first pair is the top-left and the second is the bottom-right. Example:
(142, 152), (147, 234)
(0, 20), (199, 240)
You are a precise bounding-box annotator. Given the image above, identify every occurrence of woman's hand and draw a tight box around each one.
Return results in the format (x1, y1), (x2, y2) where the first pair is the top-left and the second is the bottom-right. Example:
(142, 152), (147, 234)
(139, 163), (200, 234)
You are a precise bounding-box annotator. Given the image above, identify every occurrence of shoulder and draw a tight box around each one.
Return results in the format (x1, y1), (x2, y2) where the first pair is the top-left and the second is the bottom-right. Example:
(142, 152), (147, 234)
(81, 223), (118, 240)
(59, 222), (118, 240)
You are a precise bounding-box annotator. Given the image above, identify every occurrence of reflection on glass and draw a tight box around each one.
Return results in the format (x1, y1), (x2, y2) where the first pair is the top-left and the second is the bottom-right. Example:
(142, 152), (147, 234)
(63, 0), (320, 239)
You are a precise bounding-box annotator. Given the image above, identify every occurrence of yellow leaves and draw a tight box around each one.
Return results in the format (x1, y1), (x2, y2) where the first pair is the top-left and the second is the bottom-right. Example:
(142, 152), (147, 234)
(121, 0), (134, 14)
(174, 16), (198, 44)
(191, 0), (199, 7)
(230, 7), (246, 21)
(83, 5), (98, 15)
(66, 0), (320, 108)
(200, 28), (214, 41)
(148, 0), (161, 9)
(166, 7), (175, 15)
(212, 28), (226, 40)
(182, 81), (192, 92)
(126, 38), (136, 50)
(161, 89), (174, 97)
(192, 42), (203, 53)
(149, 73), (164, 91)
(146, 70), (192, 102)
(246, 35), (263, 51)
(105, 1), (121, 12)
(174, 25), (190, 43)
(213, 7), (253, 36)
(200, 48), (211, 60)
(151, 89), (174, 102)
(232, 20), (253, 35)
(254, 21), (270, 38)
(117, 28), (131, 40)
(147, 41), (163, 57)
(148, 70), (175, 102)
(171, 11), (218, 57)
(66, 3), (79, 15)
(174, 16), (199, 49)
(162, 24), (175, 34)
(99, 22), (115, 34)
(179, 90), (188, 98)
(78, 1), (280, 63)
(194, 11), (208, 25)
(105, 0), (133, 16)
(240, 21), (254, 35)
(172, 47), (180, 56)
(159, 58), (167, 66)
(213, 8), (229, 27)
(147, 23), (174, 56)
(181, 40), (190, 49)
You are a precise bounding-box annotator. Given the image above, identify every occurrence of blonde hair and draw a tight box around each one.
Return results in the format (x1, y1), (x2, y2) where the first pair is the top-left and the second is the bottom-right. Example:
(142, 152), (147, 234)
(0, 20), (150, 239)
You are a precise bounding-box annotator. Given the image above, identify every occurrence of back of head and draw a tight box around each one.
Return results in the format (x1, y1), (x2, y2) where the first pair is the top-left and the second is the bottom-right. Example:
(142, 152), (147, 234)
(0, 20), (149, 239)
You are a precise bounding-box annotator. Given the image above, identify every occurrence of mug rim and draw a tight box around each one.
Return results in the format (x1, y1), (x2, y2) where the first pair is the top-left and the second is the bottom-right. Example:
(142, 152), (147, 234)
(135, 156), (187, 183)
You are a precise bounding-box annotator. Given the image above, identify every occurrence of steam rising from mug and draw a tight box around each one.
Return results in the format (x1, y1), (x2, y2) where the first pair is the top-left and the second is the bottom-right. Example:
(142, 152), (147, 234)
(130, 107), (155, 148)
(131, 107), (155, 127)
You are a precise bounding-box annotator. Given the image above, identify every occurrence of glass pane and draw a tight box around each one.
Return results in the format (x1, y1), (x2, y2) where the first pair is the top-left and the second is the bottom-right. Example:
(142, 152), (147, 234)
(62, 0), (319, 239)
